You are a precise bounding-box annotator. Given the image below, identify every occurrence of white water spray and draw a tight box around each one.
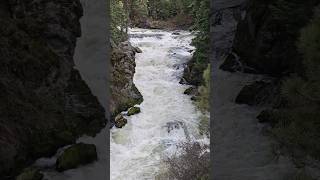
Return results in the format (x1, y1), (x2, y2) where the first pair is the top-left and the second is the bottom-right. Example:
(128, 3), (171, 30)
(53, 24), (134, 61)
(110, 28), (208, 180)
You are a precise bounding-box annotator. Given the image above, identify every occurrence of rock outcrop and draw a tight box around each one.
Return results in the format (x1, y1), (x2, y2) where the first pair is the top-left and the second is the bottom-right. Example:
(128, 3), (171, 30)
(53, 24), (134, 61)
(222, 0), (320, 76)
(56, 143), (97, 172)
(235, 81), (281, 106)
(110, 41), (143, 123)
(114, 114), (128, 128)
(0, 1), (106, 178)
(214, 0), (320, 179)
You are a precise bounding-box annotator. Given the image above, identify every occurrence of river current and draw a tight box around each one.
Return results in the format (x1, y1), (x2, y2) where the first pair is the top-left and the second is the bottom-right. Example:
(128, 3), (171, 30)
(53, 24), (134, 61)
(111, 28), (208, 179)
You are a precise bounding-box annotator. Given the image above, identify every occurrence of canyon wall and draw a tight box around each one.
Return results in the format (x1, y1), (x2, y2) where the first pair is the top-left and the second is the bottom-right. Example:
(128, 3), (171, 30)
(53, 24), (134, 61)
(0, 1), (106, 178)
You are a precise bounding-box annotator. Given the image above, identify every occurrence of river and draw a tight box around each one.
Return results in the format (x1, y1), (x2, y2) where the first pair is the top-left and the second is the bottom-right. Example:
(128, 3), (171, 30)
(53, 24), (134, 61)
(110, 28), (208, 179)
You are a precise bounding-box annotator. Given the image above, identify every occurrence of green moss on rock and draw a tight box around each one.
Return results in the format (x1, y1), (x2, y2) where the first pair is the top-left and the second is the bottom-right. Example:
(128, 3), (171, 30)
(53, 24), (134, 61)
(56, 143), (97, 172)
(127, 107), (141, 116)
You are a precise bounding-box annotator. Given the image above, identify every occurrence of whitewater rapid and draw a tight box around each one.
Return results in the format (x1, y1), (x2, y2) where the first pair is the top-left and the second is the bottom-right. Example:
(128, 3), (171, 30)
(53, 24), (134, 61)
(110, 28), (208, 179)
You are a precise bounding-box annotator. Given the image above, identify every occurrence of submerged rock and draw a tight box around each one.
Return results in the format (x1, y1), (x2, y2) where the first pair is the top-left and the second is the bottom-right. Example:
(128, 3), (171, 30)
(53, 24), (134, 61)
(114, 114), (128, 128)
(164, 121), (190, 141)
(127, 107), (141, 116)
(16, 168), (43, 180)
(56, 143), (97, 172)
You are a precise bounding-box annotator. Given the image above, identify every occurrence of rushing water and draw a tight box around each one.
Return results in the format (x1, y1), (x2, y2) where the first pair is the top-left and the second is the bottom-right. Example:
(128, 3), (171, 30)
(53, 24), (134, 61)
(110, 28), (208, 180)
(36, 28), (207, 180)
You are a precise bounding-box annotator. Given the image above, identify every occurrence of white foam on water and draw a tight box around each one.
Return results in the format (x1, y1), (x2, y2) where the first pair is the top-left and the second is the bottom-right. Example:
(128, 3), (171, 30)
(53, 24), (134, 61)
(110, 28), (208, 180)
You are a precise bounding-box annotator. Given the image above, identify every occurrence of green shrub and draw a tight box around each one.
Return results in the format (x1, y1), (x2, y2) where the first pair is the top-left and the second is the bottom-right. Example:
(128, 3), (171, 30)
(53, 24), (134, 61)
(274, 6), (320, 160)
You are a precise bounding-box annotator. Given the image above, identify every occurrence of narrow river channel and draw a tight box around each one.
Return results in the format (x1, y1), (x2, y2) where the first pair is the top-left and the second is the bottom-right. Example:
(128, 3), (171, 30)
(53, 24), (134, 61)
(111, 28), (208, 179)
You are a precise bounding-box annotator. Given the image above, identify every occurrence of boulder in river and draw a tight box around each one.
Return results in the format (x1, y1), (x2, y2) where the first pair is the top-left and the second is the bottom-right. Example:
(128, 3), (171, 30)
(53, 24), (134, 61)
(127, 107), (141, 116)
(56, 143), (97, 172)
(134, 47), (142, 53)
(16, 168), (43, 180)
(114, 114), (128, 128)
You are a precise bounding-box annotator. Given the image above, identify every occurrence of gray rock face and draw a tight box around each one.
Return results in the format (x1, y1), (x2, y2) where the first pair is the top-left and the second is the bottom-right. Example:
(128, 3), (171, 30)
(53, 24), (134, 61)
(110, 42), (143, 119)
(211, 0), (296, 179)
(0, 0), (106, 178)
(230, 0), (320, 76)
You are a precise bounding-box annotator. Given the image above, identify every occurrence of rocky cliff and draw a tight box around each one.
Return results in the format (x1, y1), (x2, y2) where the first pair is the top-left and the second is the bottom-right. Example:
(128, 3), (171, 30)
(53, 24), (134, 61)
(221, 0), (319, 76)
(110, 41), (143, 123)
(0, 1), (106, 178)
(214, 0), (320, 178)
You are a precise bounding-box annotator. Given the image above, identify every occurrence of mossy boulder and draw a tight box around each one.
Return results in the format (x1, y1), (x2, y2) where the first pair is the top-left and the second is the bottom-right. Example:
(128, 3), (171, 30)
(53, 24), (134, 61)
(16, 168), (43, 180)
(56, 143), (97, 172)
(127, 107), (141, 116)
(114, 114), (127, 128)
(184, 87), (197, 95)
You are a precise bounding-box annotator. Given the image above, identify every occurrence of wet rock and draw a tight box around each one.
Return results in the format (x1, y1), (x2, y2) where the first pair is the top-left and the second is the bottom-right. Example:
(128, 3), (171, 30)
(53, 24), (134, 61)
(56, 143), (97, 172)
(180, 57), (208, 86)
(127, 107), (141, 116)
(114, 114), (128, 128)
(16, 168), (43, 180)
(110, 41), (143, 120)
(134, 47), (142, 53)
(164, 121), (190, 140)
(184, 86), (198, 96)
(235, 81), (280, 106)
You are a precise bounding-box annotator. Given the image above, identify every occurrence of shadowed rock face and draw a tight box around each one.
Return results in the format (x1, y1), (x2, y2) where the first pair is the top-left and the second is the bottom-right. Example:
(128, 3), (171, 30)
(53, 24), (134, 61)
(0, 0), (106, 178)
(110, 42), (143, 121)
(230, 0), (320, 76)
